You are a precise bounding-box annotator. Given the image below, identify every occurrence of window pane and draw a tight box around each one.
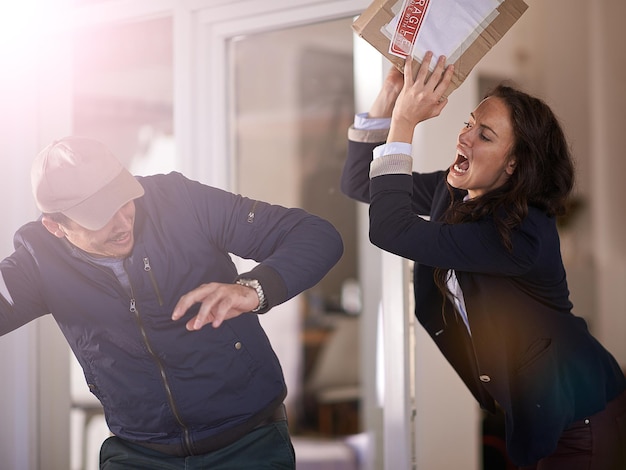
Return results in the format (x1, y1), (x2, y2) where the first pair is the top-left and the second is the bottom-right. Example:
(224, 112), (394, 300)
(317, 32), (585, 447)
(230, 18), (360, 437)
(231, 18), (357, 313)
(73, 17), (175, 175)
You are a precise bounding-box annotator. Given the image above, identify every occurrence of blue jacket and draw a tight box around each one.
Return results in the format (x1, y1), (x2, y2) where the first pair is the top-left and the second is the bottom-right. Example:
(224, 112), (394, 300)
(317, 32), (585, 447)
(343, 135), (625, 466)
(0, 172), (343, 453)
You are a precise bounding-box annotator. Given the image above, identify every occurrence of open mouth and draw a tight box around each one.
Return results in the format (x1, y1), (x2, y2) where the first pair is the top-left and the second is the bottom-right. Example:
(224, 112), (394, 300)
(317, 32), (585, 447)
(452, 153), (470, 174)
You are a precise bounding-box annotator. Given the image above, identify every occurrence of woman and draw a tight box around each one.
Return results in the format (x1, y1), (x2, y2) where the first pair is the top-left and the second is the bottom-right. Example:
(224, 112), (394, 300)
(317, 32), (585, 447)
(341, 52), (626, 469)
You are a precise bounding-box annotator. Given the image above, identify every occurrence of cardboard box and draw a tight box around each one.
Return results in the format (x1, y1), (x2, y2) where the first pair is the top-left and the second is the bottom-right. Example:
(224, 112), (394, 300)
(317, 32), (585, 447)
(352, 0), (529, 97)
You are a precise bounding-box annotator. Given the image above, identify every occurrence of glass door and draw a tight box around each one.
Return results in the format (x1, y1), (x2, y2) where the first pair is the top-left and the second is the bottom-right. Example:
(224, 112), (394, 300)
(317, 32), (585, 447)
(229, 17), (359, 437)
(195, 4), (415, 468)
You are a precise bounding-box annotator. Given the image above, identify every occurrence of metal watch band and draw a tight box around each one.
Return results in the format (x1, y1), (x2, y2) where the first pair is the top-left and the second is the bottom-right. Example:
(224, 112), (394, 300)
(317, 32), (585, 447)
(236, 278), (267, 313)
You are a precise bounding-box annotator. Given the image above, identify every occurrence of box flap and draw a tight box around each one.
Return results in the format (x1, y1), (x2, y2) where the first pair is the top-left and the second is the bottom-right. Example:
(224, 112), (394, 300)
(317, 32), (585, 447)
(353, 0), (529, 97)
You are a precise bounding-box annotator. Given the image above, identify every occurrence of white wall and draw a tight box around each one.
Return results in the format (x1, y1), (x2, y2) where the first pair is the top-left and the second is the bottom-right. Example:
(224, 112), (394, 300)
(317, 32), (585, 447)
(589, 0), (626, 364)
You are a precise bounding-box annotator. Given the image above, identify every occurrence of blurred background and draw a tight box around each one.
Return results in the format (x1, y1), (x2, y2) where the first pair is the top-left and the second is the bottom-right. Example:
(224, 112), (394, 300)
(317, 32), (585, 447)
(0, 1), (624, 469)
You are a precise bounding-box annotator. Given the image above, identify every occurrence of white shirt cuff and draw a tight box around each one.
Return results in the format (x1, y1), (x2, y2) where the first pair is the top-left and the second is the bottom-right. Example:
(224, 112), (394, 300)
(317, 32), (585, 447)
(354, 112), (392, 131)
(373, 142), (412, 160)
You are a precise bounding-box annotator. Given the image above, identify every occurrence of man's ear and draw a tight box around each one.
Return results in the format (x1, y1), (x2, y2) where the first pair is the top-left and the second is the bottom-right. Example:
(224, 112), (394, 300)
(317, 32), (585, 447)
(41, 216), (66, 238)
(505, 156), (517, 176)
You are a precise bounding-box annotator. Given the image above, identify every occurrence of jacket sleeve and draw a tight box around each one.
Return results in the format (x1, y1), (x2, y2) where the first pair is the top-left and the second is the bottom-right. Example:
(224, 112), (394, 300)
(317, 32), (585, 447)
(0, 244), (49, 335)
(341, 126), (387, 203)
(342, 126), (449, 216)
(180, 175), (344, 311)
(368, 170), (542, 276)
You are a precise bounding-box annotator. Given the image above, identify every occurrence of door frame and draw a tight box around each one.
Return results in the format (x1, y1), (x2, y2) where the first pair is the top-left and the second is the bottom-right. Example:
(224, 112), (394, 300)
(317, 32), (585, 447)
(185, 4), (414, 470)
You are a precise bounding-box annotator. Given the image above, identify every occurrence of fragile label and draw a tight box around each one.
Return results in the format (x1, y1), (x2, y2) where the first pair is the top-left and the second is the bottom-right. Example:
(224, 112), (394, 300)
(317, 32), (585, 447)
(389, 0), (432, 58)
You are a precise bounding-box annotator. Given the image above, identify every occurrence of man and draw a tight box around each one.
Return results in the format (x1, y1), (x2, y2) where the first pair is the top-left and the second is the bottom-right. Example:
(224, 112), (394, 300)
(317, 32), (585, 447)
(0, 136), (343, 469)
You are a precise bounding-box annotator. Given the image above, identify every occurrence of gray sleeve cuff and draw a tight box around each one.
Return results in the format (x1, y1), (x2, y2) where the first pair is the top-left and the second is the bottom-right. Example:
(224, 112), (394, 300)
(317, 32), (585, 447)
(348, 125), (390, 144)
(369, 153), (413, 179)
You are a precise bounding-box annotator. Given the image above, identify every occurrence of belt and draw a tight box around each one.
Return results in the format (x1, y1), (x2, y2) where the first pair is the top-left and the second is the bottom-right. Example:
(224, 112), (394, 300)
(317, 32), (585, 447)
(253, 402), (287, 429)
(129, 404), (287, 457)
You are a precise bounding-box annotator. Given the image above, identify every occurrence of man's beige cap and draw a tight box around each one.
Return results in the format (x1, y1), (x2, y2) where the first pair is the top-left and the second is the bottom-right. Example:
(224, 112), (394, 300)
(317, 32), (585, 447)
(31, 136), (145, 231)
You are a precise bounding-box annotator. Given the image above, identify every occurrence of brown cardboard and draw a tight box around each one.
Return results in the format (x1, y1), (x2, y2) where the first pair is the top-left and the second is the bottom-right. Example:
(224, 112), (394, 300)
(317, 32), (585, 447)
(352, 0), (529, 97)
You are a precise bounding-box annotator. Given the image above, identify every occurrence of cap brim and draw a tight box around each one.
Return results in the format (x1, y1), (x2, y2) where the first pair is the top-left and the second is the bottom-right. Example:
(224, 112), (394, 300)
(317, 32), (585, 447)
(62, 169), (145, 231)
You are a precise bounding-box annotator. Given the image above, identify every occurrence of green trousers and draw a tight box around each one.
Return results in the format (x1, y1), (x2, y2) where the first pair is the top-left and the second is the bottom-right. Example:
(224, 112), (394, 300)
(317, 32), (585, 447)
(99, 421), (295, 470)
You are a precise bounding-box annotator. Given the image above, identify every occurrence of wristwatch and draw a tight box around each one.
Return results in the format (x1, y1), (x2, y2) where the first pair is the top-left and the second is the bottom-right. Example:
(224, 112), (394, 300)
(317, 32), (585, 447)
(236, 278), (267, 313)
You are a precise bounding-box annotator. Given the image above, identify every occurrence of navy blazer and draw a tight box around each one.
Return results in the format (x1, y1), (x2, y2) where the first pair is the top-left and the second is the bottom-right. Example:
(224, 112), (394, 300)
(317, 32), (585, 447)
(342, 134), (626, 466)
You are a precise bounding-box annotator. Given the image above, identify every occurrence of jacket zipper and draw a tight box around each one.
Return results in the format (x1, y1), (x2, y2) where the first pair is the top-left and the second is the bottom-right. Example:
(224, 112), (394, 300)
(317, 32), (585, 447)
(80, 255), (193, 454)
(143, 257), (164, 306)
(247, 200), (259, 223)
(129, 294), (194, 455)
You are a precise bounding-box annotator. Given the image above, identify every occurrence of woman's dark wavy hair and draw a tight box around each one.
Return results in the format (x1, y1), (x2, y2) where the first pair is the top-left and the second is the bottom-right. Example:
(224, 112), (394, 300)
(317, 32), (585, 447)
(434, 84), (575, 296)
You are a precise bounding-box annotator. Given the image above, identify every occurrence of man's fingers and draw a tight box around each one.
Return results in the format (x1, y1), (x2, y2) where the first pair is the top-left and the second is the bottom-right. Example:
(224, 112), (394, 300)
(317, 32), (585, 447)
(171, 284), (212, 320)
(186, 313), (219, 331)
(174, 282), (258, 331)
(172, 292), (197, 320)
(190, 295), (234, 330)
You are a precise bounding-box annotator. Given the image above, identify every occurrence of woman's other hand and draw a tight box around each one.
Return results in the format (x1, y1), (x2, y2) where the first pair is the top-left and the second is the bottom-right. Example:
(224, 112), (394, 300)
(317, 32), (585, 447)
(369, 66), (404, 118)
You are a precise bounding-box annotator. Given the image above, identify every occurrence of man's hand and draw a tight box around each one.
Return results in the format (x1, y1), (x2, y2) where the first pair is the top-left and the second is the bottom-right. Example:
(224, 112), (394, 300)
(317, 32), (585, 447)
(171, 282), (260, 331)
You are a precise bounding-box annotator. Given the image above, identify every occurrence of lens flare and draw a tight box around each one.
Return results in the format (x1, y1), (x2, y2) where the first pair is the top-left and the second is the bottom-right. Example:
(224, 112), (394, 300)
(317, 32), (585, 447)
(0, 0), (72, 72)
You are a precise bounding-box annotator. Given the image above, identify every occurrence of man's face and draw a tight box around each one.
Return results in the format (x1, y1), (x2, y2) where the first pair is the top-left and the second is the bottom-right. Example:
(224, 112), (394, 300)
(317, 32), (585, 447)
(44, 201), (137, 259)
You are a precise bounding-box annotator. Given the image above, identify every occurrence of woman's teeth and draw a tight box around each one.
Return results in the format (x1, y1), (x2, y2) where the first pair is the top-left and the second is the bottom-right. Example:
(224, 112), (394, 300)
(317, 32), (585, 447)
(453, 154), (469, 174)
(453, 163), (468, 173)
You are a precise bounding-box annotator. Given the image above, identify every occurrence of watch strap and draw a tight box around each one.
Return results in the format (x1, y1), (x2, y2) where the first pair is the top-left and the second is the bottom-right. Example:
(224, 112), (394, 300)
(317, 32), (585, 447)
(236, 278), (267, 313)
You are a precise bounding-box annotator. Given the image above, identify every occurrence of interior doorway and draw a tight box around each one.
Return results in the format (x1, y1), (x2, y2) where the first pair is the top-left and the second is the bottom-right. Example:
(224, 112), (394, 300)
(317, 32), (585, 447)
(229, 14), (366, 448)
